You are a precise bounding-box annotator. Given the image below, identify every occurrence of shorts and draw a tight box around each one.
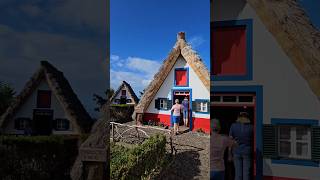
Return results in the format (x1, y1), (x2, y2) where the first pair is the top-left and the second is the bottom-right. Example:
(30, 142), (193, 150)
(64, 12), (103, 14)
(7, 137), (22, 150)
(183, 109), (188, 119)
(210, 170), (224, 180)
(172, 116), (180, 124)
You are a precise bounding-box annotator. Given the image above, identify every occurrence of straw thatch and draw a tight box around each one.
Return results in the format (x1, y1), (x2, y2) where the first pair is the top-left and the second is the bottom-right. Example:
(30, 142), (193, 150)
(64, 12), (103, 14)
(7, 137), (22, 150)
(110, 81), (139, 105)
(247, 0), (320, 97)
(132, 32), (210, 122)
(0, 61), (93, 133)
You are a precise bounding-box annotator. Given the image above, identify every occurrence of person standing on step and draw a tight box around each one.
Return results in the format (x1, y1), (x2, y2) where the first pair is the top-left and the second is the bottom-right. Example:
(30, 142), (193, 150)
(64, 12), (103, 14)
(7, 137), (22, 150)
(170, 99), (182, 135)
(182, 96), (189, 127)
(211, 118), (237, 180)
(229, 112), (253, 180)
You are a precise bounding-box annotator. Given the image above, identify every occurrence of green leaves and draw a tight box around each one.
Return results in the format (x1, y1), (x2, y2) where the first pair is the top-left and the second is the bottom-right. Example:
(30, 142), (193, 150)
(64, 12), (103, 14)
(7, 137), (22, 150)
(110, 134), (167, 180)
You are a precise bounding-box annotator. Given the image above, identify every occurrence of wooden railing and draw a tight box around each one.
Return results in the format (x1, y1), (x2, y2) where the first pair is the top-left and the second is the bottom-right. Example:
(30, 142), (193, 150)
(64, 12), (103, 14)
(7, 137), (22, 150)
(110, 122), (176, 154)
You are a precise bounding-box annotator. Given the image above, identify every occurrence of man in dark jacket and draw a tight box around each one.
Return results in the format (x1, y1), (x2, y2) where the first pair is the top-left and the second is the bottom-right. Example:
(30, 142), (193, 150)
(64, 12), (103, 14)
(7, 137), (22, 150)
(229, 112), (253, 180)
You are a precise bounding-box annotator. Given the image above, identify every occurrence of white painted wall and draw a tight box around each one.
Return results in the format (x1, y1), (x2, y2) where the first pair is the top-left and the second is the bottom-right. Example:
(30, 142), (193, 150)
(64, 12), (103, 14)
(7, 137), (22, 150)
(146, 56), (210, 119)
(112, 85), (136, 104)
(212, 0), (320, 179)
(4, 80), (78, 135)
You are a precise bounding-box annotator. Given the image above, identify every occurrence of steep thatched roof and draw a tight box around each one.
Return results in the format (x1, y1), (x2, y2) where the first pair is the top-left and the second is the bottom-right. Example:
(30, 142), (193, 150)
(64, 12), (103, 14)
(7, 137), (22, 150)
(110, 81), (139, 104)
(0, 61), (93, 133)
(246, 0), (320, 97)
(132, 32), (210, 120)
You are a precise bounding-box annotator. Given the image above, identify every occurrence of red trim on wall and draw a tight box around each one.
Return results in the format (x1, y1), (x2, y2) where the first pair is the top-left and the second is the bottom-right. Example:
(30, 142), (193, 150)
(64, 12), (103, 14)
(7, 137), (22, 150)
(143, 113), (210, 133)
(263, 176), (305, 180)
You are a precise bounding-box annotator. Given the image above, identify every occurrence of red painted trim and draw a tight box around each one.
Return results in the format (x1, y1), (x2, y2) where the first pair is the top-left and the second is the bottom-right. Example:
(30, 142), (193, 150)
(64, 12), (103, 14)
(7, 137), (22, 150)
(143, 113), (210, 133)
(263, 176), (305, 180)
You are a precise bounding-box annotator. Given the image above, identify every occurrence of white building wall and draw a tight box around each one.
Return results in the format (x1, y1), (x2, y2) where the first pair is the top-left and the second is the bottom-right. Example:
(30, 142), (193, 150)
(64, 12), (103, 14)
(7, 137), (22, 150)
(212, 0), (320, 179)
(4, 80), (78, 135)
(146, 56), (210, 119)
(112, 86), (136, 105)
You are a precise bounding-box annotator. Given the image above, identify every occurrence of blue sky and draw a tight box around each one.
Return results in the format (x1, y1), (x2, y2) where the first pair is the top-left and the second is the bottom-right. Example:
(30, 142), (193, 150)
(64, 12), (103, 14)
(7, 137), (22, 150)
(299, 0), (320, 29)
(110, 0), (210, 95)
(0, 0), (107, 118)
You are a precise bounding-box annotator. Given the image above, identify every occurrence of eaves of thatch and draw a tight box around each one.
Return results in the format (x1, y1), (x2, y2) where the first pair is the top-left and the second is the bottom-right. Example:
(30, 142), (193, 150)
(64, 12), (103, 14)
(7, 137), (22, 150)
(110, 80), (139, 104)
(247, 0), (320, 97)
(0, 61), (93, 133)
(132, 32), (210, 120)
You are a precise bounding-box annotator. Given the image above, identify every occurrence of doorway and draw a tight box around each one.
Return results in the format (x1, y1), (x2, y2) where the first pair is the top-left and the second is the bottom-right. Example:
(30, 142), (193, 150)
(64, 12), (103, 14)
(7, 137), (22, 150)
(172, 90), (191, 130)
(211, 93), (256, 180)
(33, 109), (53, 135)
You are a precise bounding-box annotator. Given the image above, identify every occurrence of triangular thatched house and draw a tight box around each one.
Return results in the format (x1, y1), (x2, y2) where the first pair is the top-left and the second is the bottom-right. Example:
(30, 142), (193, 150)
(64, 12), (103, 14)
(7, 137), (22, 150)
(211, 0), (320, 179)
(110, 81), (139, 105)
(0, 61), (93, 135)
(133, 32), (210, 133)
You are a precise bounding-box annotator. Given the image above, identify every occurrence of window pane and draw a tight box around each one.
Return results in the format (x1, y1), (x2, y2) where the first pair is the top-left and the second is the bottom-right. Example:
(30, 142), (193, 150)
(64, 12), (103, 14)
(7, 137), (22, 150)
(212, 96), (221, 102)
(222, 96), (236, 102)
(296, 142), (309, 157)
(279, 141), (291, 156)
(279, 126), (291, 140)
(296, 126), (309, 141)
(238, 96), (253, 102)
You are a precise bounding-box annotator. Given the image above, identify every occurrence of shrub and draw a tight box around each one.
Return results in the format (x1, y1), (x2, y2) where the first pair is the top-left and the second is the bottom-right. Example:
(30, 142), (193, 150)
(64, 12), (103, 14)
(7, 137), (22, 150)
(0, 135), (79, 180)
(110, 134), (166, 180)
(110, 105), (134, 123)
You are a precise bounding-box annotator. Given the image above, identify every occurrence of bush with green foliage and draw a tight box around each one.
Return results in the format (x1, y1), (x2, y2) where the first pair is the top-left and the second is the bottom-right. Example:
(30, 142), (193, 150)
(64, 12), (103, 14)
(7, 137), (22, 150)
(110, 134), (166, 180)
(0, 135), (79, 180)
(110, 105), (134, 123)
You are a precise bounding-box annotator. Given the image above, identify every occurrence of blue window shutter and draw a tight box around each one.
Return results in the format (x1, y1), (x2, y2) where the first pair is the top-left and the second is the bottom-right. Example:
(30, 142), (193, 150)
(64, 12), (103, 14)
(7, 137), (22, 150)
(312, 126), (320, 161)
(14, 118), (20, 129)
(65, 120), (70, 130)
(263, 124), (278, 159)
(52, 119), (57, 130)
(167, 99), (172, 110)
(192, 101), (197, 112)
(155, 98), (160, 110)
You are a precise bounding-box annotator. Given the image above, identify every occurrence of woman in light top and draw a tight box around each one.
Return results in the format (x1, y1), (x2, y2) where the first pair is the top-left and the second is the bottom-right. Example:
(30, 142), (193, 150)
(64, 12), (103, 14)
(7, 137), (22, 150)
(211, 118), (237, 180)
(170, 99), (182, 135)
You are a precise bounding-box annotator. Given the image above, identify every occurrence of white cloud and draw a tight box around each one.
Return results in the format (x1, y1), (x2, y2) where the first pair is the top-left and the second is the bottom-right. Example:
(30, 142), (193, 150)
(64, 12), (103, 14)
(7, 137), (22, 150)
(189, 36), (205, 48)
(127, 57), (161, 77)
(110, 55), (161, 94)
(111, 54), (120, 61)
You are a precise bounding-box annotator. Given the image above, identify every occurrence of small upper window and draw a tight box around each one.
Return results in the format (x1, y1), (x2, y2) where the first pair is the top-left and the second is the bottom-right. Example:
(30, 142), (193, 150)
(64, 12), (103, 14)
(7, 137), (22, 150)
(121, 90), (126, 96)
(127, 99), (132, 103)
(37, 90), (51, 108)
(175, 68), (188, 86)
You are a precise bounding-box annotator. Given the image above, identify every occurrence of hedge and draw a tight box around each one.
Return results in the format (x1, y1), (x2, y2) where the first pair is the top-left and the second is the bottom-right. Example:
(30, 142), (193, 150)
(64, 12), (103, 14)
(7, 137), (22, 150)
(110, 105), (134, 123)
(110, 134), (166, 180)
(0, 135), (79, 180)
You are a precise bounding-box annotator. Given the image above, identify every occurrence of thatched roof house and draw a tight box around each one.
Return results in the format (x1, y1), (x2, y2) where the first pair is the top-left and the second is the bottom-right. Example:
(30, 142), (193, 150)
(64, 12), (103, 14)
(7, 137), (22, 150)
(211, 0), (320, 179)
(110, 81), (139, 105)
(0, 61), (93, 135)
(133, 32), (210, 133)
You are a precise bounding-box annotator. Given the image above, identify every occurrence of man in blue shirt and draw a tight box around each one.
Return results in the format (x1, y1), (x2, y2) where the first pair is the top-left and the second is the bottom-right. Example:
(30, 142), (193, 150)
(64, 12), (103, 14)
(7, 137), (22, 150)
(229, 112), (253, 180)
(181, 96), (189, 126)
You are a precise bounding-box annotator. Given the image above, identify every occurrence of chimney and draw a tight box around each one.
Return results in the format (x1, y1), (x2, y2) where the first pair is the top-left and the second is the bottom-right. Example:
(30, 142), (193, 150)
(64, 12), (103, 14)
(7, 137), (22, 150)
(177, 32), (185, 40)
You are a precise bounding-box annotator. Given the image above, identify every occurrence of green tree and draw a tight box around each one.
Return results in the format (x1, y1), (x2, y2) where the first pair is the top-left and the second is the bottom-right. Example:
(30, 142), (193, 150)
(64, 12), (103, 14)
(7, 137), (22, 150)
(0, 81), (15, 115)
(93, 88), (114, 112)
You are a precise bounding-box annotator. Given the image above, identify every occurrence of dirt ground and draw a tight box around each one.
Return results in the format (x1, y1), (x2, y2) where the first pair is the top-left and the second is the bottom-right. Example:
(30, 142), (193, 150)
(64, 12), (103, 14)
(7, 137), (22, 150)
(111, 121), (210, 180)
